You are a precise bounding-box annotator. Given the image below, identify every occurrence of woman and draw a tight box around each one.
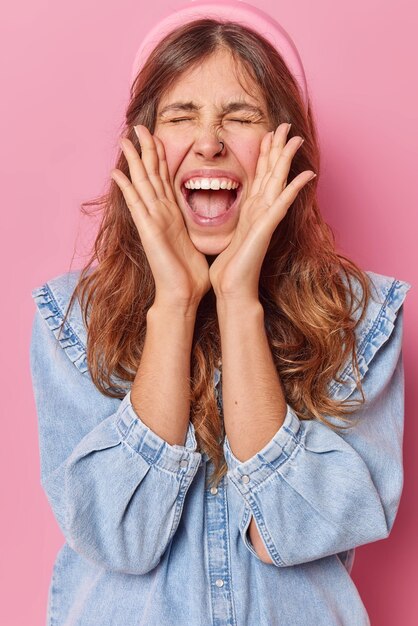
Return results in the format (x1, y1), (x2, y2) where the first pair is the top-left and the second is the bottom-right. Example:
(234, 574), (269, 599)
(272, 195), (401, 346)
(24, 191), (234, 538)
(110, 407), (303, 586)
(30, 1), (412, 624)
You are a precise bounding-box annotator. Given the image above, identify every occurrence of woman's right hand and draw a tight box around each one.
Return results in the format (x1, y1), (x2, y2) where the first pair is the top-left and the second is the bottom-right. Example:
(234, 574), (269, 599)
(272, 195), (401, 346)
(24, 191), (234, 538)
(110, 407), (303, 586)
(111, 124), (211, 310)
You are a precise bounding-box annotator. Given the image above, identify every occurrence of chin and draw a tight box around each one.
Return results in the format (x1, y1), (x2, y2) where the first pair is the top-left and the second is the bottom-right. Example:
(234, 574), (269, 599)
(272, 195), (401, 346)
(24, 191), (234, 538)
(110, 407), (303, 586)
(189, 233), (232, 256)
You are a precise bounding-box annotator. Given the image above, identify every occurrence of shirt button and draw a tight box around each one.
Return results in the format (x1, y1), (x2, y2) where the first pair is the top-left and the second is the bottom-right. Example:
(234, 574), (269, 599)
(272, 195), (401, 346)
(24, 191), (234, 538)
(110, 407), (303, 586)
(215, 579), (224, 587)
(179, 459), (188, 468)
(210, 487), (218, 495)
(241, 474), (250, 483)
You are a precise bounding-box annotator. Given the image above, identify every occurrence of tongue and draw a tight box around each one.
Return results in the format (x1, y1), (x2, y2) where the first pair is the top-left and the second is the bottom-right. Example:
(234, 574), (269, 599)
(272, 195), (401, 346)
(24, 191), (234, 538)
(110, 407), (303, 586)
(188, 190), (235, 217)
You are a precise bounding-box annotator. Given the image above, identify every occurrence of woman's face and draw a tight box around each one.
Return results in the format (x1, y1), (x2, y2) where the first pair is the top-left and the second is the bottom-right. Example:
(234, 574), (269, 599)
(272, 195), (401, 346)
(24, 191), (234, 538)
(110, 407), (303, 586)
(153, 48), (272, 257)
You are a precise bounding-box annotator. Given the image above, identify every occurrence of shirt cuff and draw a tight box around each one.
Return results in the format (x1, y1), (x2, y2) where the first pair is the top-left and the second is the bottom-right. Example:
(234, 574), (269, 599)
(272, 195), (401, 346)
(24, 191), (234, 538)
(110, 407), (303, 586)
(116, 390), (202, 476)
(223, 403), (302, 486)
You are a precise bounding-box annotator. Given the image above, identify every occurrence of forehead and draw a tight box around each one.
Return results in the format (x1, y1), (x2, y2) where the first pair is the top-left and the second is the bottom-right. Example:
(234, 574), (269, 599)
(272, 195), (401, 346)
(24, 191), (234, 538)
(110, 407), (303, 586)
(157, 49), (266, 110)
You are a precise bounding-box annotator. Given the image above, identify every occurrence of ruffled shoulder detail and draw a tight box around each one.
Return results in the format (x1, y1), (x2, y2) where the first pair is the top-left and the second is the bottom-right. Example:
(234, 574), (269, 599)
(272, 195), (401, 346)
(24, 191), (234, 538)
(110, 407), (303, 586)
(31, 269), (90, 376)
(31, 269), (131, 393)
(328, 270), (412, 402)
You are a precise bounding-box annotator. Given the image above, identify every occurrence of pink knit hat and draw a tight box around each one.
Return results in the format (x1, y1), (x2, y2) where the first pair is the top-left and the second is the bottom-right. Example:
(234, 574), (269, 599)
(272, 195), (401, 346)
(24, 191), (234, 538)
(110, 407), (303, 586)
(130, 0), (309, 110)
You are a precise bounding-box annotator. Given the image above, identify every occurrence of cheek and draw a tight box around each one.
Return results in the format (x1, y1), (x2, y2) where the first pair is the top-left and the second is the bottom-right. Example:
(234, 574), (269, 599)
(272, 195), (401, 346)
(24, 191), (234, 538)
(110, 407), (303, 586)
(154, 134), (184, 177)
(231, 136), (263, 176)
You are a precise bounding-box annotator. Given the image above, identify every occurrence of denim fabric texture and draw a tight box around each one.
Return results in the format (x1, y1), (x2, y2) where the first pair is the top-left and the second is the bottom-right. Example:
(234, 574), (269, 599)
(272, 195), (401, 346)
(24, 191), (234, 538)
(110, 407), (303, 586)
(30, 269), (411, 626)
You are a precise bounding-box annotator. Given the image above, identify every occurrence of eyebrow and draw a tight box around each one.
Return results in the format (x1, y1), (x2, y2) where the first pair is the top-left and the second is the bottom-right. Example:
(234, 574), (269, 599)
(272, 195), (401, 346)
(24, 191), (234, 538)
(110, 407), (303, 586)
(158, 101), (265, 117)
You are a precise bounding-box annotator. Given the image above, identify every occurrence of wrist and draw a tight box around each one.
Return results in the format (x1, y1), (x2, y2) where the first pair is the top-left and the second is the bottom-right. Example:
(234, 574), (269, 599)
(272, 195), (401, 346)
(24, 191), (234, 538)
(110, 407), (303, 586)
(148, 300), (199, 320)
(216, 296), (263, 318)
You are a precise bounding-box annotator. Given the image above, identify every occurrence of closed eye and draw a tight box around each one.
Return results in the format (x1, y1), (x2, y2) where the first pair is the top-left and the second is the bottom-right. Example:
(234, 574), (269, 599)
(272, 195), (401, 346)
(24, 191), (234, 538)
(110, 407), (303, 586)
(168, 118), (254, 124)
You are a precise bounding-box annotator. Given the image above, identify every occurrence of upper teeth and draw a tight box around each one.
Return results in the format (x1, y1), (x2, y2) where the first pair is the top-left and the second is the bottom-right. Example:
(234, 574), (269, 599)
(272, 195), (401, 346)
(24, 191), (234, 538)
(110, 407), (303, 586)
(184, 178), (239, 190)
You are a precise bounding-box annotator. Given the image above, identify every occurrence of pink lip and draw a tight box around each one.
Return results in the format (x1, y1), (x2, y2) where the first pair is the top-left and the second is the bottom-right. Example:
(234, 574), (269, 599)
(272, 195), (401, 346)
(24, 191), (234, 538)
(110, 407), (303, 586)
(180, 184), (243, 227)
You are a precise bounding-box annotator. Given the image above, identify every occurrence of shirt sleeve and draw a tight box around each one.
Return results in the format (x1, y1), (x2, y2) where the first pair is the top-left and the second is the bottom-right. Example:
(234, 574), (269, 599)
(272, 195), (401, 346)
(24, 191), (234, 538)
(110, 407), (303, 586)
(30, 304), (202, 575)
(222, 282), (411, 567)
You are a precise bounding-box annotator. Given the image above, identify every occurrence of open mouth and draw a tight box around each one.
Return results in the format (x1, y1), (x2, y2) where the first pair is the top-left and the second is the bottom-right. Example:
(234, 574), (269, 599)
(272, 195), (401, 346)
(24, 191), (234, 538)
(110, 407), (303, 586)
(181, 185), (241, 218)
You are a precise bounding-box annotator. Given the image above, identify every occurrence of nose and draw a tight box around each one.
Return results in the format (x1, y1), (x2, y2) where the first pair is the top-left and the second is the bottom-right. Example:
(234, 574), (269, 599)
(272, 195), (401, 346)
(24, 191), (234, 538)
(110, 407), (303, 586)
(192, 131), (225, 159)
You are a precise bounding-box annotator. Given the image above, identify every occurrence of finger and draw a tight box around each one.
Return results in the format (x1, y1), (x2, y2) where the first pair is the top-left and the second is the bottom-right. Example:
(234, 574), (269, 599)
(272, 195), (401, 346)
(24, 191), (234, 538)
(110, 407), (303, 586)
(263, 136), (305, 206)
(110, 168), (151, 222)
(120, 136), (161, 210)
(250, 130), (274, 196)
(268, 170), (316, 218)
(154, 135), (176, 203)
(267, 122), (292, 173)
(257, 122), (291, 195)
(133, 125), (167, 199)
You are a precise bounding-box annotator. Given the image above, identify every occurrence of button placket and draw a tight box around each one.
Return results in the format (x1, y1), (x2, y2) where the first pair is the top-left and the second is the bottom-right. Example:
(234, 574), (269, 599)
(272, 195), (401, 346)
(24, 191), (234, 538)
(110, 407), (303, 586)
(205, 473), (236, 622)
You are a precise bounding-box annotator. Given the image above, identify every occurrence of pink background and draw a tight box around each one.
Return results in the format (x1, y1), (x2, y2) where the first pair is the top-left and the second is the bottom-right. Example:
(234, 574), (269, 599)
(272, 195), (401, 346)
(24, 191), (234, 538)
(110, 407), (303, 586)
(1, 1), (417, 624)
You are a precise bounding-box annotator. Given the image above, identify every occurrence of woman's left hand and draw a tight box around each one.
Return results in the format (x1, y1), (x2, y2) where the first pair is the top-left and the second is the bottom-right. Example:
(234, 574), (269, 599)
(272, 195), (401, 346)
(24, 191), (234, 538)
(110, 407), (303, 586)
(209, 122), (316, 303)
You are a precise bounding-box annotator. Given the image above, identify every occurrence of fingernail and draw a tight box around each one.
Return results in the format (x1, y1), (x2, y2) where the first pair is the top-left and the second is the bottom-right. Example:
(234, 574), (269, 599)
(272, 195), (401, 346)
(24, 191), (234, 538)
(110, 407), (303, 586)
(307, 172), (317, 181)
(287, 123), (292, 134)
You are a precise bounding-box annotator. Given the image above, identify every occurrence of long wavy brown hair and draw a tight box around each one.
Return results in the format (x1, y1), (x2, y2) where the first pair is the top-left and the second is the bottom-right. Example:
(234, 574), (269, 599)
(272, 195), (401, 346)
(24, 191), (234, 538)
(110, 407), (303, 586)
(59, 18), (372, 489)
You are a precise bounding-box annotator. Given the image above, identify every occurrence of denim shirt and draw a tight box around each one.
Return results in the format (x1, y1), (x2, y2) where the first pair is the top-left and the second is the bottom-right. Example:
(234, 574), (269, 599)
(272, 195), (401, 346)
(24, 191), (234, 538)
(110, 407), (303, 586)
(30, 269), (411, 626)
